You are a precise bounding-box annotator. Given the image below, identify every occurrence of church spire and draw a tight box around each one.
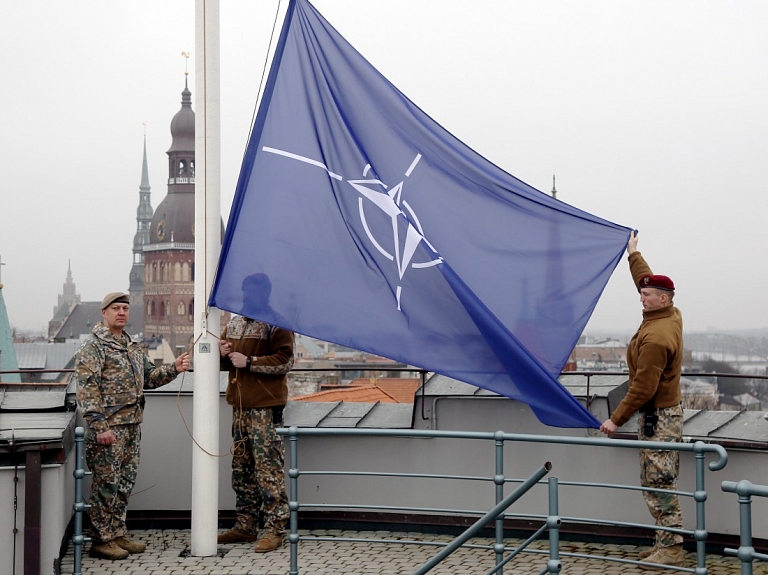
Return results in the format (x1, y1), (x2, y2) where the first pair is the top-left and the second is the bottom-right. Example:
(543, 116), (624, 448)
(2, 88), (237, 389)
(140, 126), (151, 191)
(128, 129), (154, 336)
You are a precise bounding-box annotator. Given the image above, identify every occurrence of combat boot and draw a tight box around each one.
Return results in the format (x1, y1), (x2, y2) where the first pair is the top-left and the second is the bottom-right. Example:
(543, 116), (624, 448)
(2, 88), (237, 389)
(254, 531), (284, 553)
(114, 536), (147, 554)
(644, 544), (685, 569)
(88, 540), (130, 560)
(638, 544), (658, 560)
(217, 527), (258, 544)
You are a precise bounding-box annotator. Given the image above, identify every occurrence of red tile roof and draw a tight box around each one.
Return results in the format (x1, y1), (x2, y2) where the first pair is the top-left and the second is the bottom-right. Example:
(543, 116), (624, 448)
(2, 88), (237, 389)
(294, 386), (399, 403)
(298, 378), (421, 403)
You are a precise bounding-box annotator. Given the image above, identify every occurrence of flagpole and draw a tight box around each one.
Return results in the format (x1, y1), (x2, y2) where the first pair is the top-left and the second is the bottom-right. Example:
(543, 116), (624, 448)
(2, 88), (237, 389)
(191, 0), (221, 556)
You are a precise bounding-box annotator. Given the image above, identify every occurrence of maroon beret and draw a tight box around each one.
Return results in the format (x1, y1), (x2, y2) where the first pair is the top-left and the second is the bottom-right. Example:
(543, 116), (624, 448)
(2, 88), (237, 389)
(638, 274), (675, 291)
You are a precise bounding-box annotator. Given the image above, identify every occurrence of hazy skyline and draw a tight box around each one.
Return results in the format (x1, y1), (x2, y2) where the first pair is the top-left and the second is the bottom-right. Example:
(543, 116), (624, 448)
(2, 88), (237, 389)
(1, 1), (767, 335)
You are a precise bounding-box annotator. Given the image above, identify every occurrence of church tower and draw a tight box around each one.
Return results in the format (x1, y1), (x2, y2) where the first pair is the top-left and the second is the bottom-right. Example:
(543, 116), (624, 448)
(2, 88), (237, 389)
(143, 73), (196, 355)
(128, 134), (154, 335)
(48, 261), (81, 339)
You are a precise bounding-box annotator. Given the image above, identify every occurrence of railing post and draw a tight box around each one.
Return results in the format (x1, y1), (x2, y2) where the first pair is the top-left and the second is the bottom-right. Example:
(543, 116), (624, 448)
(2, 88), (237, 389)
(547, 477), (561, 573)
(723, 480), (756, 575)
(692, 441), (709, 574)
(494, 430), (505, 574)
(72, 427), (91, 575)
(287, 426), (300, 575)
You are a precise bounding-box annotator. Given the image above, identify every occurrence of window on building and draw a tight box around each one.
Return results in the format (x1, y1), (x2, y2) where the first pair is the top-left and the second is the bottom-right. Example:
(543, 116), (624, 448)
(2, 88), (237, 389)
(177, 301), (186, 316)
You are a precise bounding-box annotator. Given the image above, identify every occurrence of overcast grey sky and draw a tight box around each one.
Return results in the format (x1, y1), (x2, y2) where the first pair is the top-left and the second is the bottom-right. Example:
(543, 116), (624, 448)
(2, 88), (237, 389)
(1, 1), (766, 335)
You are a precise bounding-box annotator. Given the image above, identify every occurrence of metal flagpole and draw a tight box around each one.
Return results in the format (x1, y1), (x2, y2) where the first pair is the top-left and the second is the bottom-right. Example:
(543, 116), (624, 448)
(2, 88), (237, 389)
(192, 0), (221, 557)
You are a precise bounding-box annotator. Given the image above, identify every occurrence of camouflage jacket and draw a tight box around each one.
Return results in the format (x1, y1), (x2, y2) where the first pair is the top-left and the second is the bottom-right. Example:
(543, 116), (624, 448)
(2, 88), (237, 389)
(75, 322), (179, 433)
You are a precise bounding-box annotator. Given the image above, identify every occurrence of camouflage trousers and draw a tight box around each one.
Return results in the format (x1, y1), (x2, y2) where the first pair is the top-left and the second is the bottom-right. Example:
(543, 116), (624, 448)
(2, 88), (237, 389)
(84, 424), (141, 542)
(230, 408), (289, 535)
(638, 404), (684, 547)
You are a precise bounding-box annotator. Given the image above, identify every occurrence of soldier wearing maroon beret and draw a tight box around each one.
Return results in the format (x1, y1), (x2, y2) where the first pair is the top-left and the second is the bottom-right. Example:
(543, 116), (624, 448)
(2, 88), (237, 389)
(599, 232), (685, 568)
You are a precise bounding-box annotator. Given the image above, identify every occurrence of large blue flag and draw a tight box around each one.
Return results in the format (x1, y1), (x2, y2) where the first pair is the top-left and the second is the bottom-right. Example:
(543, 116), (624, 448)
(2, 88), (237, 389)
(210, 0), (631, 428)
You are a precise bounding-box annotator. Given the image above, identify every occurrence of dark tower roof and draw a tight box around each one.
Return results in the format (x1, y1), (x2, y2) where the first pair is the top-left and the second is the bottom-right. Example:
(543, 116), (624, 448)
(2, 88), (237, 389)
(151, 195), (196, 244)
(167, 77), (195, 154)
(148, 77), (196, 246)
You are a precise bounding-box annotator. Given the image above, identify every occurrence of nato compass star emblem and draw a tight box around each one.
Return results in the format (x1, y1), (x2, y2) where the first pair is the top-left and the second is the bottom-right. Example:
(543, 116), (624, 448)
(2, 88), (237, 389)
(263, 147), (443, 310)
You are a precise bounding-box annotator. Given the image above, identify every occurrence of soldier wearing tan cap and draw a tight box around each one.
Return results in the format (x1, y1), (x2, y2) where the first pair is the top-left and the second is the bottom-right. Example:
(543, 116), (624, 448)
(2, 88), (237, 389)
(74, 292), (192, 559)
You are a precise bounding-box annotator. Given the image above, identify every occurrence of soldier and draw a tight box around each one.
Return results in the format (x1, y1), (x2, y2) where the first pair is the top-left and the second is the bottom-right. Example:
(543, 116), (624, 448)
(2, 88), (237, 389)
(600, 232), (685, 569)
(217, 273), (294, 553)
(75, 292), (191, 560)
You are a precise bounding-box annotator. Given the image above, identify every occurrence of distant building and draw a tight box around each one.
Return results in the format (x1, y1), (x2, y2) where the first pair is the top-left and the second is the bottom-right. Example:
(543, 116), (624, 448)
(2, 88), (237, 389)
(142, 75), (195, 354)
(47, 265), (118, 343)
(570, 338), (629, 370)
(51, 302), (102, 343)
(680, 376), (718, 410)
(0, 282), (21, 383)
(14, 339), (81, 384)
(48, 262), (81, 339)
(141, 73), (227, 355)
(570, 337), (693, 371)
(295, 334), (325, 360)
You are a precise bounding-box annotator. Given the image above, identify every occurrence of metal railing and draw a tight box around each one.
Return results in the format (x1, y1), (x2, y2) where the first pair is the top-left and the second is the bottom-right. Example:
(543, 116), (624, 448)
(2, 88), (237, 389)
(71, 428), (91, 575)
(279, 426), (730, 575)
(721, 480), (768, 575)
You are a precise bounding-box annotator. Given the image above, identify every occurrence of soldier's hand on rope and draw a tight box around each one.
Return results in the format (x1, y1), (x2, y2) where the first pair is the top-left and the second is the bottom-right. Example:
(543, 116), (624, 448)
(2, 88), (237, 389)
(175, 352), (192, 372)
(228, 352), (248, 369)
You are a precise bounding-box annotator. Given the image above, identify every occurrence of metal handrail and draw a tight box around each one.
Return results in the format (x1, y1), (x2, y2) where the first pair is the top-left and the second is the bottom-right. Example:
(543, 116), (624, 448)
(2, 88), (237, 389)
(721, 480), (768, 574)
(281, 426), (729, 574)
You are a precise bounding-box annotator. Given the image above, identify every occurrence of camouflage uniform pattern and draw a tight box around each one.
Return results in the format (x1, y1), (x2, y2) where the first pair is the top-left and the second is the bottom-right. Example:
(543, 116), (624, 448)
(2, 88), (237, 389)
(230, 407), (289, 536)
(639, 404), (684, 547)
(75, 322), (179, 434)
(84, 425), (140, 542)
(74, 321), (180, 542)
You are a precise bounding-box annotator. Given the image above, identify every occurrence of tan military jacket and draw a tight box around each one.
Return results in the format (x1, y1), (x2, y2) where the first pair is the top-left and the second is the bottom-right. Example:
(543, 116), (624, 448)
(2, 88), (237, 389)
(610, 252), (683, 427)
(221, 316), (294, 409)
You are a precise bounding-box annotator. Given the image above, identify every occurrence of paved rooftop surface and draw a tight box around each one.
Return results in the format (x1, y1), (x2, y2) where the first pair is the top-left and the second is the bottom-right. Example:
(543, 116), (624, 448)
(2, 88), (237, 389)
(58, 528), (764, 574)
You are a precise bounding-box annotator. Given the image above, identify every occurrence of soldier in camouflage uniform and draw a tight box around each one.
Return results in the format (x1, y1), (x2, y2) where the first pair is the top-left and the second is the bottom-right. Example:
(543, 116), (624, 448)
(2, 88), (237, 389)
(600, 233), (685, 569)
(217, 273), (294, 553)
(75, 292), (191, 560)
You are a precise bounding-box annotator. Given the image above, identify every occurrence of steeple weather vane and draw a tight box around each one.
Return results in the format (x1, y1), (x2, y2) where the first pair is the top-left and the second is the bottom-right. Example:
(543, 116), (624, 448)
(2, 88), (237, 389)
(181, 51), (190, 75)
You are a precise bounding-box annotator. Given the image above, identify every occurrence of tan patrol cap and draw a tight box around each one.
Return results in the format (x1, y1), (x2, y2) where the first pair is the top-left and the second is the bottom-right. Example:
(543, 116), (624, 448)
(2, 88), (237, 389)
(101, 292), (130, 310)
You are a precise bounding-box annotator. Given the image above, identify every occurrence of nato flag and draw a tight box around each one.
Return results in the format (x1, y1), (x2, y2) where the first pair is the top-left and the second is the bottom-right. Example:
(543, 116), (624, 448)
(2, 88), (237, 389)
(210, 0), (632, 428)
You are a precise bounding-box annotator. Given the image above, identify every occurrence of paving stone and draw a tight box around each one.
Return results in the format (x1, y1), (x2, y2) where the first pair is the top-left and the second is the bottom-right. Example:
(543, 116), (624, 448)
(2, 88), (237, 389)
(59, 528), (759, 574)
